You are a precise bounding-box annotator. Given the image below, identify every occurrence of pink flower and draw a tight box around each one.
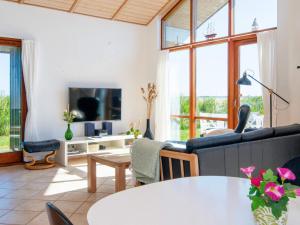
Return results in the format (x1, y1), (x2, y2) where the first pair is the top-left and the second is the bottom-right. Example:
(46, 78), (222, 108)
(259, 169), (266, 178)
(265, 182), (285, 201)
(240, 166), (255, 178)
(251, 177), (262, 187)
(295, 189), (300, 196)
(277, 168), (296, 181)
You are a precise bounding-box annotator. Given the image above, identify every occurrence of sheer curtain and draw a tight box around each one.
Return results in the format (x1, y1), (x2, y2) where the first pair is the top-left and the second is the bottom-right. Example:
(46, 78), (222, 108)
(22, 40), (39, 141)
(154, 50), (171, 141)
(257, 30), (278, 127)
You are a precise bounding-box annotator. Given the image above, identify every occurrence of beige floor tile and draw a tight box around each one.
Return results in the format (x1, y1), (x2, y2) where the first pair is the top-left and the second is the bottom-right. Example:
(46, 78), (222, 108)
(14, 200), (50, 212)
(0, 209), (9, 217)
(22, 182), (50, 191)
(96, 184), (115, 193)
(26, 212), (49, 225)
(0, 189), (12, 198)
(86, 192), (110, 202)
(0, 182), (26, 190)
(27, 211), (72, 225)
(0, 210), (39, 224)
(53, 201), (83, 214)
(75, 201), (95, 214)
(31, 190), (65, 201)
(4, 189), (39, 199)
(70, 213), (88, 225)
(0, 199), (24, 210)
(60, 192), (91, 202)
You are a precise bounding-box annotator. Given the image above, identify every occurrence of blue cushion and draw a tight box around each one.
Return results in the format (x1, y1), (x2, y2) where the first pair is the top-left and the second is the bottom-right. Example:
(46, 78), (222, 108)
(23, 140), (60, 153)
(186, 133), (242, 153)
(274, 124), (300, 137)
(241, 128), (274, 142)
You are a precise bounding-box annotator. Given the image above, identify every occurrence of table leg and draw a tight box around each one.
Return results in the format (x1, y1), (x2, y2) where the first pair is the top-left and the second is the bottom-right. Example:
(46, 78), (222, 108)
(88, 156), (97, 193)
(115, 166), (126, 192)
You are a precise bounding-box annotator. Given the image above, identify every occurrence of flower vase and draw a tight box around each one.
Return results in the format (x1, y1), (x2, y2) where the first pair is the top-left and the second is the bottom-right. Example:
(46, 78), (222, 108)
(254, 207), (288, 225)
(143, 119), (153, 140)
(65, 124), (73, 141)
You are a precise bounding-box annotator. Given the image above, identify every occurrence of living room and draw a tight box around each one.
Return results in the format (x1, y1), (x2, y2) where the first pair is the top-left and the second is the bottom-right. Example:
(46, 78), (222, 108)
(0, 0), (300, 225)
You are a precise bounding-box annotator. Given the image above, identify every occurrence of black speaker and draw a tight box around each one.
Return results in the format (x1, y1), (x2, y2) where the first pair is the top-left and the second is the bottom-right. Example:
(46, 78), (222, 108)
(85, 123), (95, 137)
(102, 122), (112, 135)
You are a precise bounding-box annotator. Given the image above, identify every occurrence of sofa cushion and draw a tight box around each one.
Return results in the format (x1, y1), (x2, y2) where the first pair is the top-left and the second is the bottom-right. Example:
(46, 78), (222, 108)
(274, 124), (300, 137)
(186, 133), (242, 153)
(241, 128), (274, 142)
(23, 140), (60, 153)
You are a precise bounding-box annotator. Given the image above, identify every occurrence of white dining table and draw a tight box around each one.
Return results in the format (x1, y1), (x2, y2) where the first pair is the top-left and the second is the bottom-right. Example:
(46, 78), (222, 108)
(87, 176), (300, 225)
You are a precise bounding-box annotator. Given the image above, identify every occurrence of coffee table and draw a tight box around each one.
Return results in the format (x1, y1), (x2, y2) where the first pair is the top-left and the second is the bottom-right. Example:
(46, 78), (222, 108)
(87, 149), (131, 193)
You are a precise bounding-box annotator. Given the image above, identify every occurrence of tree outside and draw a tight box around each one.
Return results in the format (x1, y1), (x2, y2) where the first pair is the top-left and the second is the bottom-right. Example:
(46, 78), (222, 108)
(0, 95), (10, 152)
(172, 96), (263, 141)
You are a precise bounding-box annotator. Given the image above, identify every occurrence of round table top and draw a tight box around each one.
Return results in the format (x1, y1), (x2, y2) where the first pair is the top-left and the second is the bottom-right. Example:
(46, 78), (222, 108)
(87, 176), (300, 225)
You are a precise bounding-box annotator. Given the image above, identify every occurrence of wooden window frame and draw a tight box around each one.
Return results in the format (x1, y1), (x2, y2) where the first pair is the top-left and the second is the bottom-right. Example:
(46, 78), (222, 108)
(161, 0), (276, 140)
(0, 37), (27, 165)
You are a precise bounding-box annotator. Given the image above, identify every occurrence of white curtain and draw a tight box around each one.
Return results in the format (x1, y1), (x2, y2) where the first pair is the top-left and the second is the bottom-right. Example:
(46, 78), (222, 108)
(154, 50), (171, 141)
(22, 40), (39, 141)
(257, 30), (278, 127)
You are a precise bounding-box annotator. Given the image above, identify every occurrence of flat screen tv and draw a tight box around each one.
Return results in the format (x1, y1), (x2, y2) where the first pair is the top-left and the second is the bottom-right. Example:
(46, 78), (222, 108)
(69, 88), (122, 122)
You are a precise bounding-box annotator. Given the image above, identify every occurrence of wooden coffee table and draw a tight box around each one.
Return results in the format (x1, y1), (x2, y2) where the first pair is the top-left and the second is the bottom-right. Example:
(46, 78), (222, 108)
(87, 149), (131, 193)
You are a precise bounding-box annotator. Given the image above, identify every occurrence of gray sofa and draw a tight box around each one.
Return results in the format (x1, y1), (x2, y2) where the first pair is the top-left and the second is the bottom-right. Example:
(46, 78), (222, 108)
(165, 124), (300, 178)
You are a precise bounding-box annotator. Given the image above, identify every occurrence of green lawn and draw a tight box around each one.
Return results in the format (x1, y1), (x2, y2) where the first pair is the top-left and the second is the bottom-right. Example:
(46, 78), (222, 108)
(0, 136), (10, 153)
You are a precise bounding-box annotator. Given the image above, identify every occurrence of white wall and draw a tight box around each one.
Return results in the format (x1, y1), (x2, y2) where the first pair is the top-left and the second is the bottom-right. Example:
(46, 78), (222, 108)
(277, 0), (300, 125)
(0, 0), (158, 140)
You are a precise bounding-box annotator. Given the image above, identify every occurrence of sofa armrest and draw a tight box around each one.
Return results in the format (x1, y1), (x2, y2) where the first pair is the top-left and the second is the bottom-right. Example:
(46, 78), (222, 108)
(164, 141), (188, 153)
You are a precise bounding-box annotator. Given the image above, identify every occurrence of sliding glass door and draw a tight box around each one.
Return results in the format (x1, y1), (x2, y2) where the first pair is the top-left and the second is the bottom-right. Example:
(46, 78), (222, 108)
(0, 40), (23, 164)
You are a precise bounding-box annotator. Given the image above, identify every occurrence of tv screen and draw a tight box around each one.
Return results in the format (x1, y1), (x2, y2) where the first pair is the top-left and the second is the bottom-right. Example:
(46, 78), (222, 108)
(69, 88), (122, 122)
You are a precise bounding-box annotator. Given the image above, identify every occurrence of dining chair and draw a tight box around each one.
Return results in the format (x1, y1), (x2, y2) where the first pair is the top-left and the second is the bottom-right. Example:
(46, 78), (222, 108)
(46, 202), (73, 225)
(203, 104), (251, 136)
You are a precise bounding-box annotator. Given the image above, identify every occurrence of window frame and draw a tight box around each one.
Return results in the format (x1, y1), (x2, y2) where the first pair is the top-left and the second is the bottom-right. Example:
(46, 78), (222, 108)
(161, 0), (276, 139)
(0, 37), (27, 165)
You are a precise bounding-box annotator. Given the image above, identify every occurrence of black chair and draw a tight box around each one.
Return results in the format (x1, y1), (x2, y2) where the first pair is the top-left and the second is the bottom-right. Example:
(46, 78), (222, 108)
(46, 202), (73, 225)
(281, 157), (300, 186)
(234, 104), (251, 133)
(203, 104), (250, 136)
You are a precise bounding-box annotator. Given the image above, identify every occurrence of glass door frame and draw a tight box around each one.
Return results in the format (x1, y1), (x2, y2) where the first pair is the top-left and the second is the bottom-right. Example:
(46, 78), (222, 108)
(230, 36), (257, 127)
(0, 37), (26, 165)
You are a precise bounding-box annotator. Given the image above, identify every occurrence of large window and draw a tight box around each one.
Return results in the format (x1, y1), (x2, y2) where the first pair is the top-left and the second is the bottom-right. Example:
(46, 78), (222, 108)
(162, 0), (276, 140)
(196, 43), (228, 135)
(234, 0), (277, 34)
(169, 50), (190, 140)
(0, 46), (22, 153)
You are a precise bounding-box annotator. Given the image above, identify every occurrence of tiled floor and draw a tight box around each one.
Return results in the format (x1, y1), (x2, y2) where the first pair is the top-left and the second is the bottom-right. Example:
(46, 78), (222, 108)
(0, 160), (134, 225)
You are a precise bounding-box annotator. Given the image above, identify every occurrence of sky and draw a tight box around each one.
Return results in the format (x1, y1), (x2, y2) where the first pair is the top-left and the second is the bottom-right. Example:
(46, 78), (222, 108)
(168, 0), (277, 97)
(0, 53), (10, 96)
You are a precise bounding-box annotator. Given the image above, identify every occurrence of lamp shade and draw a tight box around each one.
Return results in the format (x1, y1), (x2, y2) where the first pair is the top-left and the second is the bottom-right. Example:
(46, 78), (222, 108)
(237, 72), (252, 86)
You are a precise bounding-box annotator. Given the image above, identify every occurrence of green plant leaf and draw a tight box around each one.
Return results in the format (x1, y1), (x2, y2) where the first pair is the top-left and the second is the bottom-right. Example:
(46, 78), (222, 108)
(263, 169), (278, 182)
(251, 196), (266, 211)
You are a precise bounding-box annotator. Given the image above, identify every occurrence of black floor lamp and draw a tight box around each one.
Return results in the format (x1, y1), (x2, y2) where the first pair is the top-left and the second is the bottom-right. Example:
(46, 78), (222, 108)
(237, 70), (290, 127)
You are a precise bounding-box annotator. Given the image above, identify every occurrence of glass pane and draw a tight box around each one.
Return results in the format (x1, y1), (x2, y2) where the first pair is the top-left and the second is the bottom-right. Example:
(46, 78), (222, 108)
(170, 118), (190, 141)
(196, 43), (228, 119)
(162, 0), (190, 48)
(234, 0), (277, 34)
(239, 44), (264, 128)
(169, 50), (190, 116)
(195, 0), (229, 41)
(0, 46), (22, 153)
(196, 119), (228, 137)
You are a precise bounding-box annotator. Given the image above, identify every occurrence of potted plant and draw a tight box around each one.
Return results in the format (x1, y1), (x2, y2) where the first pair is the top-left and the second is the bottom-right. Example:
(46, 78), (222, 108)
(141, 83), (157, 140)
(241, 166), (300, 225)
(126, 121), (141, 139)
(63, 105), (76, 140)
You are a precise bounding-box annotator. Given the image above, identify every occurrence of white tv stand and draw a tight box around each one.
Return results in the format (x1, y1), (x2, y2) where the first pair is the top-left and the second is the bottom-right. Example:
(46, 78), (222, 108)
(56, 135), (138, 166)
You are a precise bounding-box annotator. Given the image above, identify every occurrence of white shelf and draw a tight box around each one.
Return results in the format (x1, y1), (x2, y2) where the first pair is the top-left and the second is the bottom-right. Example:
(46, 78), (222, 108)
(56, 135), (138, 166)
